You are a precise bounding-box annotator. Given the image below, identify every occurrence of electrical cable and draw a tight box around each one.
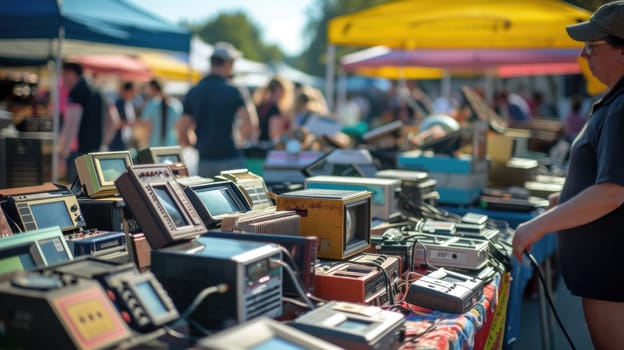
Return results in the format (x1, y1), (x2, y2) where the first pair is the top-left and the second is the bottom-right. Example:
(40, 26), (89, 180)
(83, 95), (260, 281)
(270, 259), (316, 310)
(345, 260), (395, 305)
(180, 283), (229, 320)
(410, 237), (439, 271)
(524, 250), (576, 350)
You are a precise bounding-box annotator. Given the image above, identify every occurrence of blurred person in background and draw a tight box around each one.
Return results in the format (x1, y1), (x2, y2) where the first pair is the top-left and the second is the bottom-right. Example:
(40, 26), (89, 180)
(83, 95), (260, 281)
(177, 42), (258, 178)
(109, 81), (138, 151)
(513, 2), (624, 348)
(253, 75), (293, 142)
(140, 79), (182, 147)
(563, 94), (586, 142)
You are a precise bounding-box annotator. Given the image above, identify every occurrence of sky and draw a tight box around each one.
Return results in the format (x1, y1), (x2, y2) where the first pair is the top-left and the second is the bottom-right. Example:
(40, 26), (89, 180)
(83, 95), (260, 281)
(127, 0), (316, 56)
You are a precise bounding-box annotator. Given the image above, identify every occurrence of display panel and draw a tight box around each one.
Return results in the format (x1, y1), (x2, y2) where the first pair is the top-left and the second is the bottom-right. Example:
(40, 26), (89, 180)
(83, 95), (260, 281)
(152, 185), (189, 228)
(157, 155), (181, 164)
(98, 158), (128, 183)
(344, 199), (370, 254)
(135, 280), (169, 319)
(336, 318), (371, 332)
(37, 237), (71, 266)
(197, 188), (239, 216)
(0, 249), (36, 275)
(30, 201), (73, 230)
(251, 337), (306, 350)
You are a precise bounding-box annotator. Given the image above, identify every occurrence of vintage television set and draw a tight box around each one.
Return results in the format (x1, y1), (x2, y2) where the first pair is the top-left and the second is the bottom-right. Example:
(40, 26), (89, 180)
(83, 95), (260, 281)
(183, 180), (252, 228)
(276, 189), (372, 259)
(217, 169), (273, 210)
(2, 188), (86, 233)
(115, 164), (207, 249)
(196, 317), (342, 350)
(151, 236), (283, 331)
(203, 230), (317, 296)
(137, 145), (185, 165)
(74, 151), (133, 198)
(0, 226), (73, 278)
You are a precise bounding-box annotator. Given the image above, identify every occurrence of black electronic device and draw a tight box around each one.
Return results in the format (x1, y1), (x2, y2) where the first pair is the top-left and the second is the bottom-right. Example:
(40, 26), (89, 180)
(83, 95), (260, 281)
(196, 317), (343, 350)
(0, 272), (132, 349)
(0, 226), (73, 279)
(49, 257), (179, 332)
(151, 236), (283, 330)
(78, 196), (138, 233)
(277, 189), (372, 260)
(74, 151), (132, 198)
(115, 164), (207, 249)
(137, 145), (185, 165)
(293, 301), (404, 350)
(405, 268), (484, 314)
(203, 230), (317, 296)
(183, 180), (252, 228)
(479, 195), (548, 212)
(2, 187), (86, 233)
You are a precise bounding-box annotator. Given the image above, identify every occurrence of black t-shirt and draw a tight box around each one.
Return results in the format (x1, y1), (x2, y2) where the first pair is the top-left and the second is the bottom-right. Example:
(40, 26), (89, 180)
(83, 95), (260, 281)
(557, 77), (624, 301)
(183, 74), (246, 160)
(256, 101), (280, 141)
(68, 78), (103, 153)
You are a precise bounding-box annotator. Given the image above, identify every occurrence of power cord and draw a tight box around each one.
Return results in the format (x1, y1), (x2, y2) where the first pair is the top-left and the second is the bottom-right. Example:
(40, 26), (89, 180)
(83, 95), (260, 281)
(180, 283), (229, 320)
(345, 260), (395, 305)
(270, 258), (316, 310)
(524, 250), (576, 350)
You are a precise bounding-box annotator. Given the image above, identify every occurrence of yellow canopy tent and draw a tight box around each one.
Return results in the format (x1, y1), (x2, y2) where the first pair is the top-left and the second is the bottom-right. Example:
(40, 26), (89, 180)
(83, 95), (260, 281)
(325, 0), (595, 107)
(138, 53), (201, 82)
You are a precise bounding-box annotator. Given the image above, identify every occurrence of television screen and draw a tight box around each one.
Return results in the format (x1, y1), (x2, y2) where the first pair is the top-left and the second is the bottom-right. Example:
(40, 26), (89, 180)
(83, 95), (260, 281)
(0, 246), (36, 276)
(152, 185), (189, 228)
(157, 155), (180, 165)
(344, 202), (368, 248)
(335, 318), (372, 333)
(196, 188), (240, 217)
(99, 158), (128, 183)
(30, 201), (73, 230)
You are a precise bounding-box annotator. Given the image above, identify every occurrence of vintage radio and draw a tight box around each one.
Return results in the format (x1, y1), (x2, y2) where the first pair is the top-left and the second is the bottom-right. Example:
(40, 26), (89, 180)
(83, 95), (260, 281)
(204, 230), (317, 296)
(115, 164), (207, 249)
(64, 230), (126, 257)
(220, 209), (300, 236)
(74, 150), (132, 198)
(410, 233), (490, 270)
(137, 145), (185, 165)
(405, 268), (484, 314)
(304, 175), (401, 220)
(183, 180), (252, 228)
(49, 257), (179, 332)
(0, 273), (131, 349)
(151, 236), (283, 330)
(2, 188), (86, 233)
(314, 260), (390, 306)
(348, 253), (402, 291)
(277, 189), (372, 260)
(217, 169), (273, 210)
(293, 301), (404, 350)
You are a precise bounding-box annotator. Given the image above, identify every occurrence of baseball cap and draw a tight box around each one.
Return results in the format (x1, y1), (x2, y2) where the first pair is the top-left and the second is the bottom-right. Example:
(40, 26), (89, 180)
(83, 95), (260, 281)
(566, 1), (624, 42)
(211, 42), (242, 61)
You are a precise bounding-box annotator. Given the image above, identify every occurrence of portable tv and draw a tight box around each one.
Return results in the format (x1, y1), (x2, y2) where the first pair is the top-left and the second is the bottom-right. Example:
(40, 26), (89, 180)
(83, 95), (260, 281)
(184, 180), (252, 228)
(2, 189), (86, 233)
(115, 164), (207, 249)
(137, 145), (185, 165)
(74, 151), (133, 198)
(304, 175), (401, 220)
(0, 226), (73, 278)
(197, 317), (342, 350)
(203, 230), (317, 296)
(276, 189), (372, 259)
(217, 169), (273, 210)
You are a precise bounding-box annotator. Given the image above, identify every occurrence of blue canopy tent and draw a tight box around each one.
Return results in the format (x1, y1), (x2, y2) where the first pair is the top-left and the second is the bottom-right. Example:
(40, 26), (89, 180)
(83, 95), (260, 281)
(0, 0), (191, 181)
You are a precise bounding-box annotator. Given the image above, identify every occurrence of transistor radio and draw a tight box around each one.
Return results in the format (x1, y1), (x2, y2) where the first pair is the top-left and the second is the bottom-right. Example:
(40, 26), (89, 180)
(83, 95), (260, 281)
(411, 233), (490, 270)
(405, 268), (483, 314)
(314, 260), (390, 306)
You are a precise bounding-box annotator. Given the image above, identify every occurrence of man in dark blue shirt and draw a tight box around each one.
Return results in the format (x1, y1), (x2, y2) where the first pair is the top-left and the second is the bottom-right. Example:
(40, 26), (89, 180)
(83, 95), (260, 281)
(178, 42), (258, 177)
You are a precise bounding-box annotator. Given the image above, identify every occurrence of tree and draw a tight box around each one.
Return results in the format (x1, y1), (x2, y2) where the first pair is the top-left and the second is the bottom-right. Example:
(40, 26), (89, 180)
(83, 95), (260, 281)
(186, 12), (283, 63)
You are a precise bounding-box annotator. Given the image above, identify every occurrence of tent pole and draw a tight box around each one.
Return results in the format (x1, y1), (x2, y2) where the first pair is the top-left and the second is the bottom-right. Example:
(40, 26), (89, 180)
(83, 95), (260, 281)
(325, 44), (336, 112)
(51, 26), (64, 183)
(441, 69), (451, 99)
(336, 69), (347, 118)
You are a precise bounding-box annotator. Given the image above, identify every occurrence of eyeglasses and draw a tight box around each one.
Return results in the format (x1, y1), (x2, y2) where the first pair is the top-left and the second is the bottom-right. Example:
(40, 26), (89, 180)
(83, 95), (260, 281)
(583, 40), (609, 56)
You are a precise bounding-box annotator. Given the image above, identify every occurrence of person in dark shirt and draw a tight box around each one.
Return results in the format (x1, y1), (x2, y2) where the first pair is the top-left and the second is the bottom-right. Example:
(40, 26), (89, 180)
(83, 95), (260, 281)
(253, 76), (293, 142)
(109, 81), (137, 151)
(59, 62), (106, 184)
(512, 2), (624, 348)
(177, 42), (258, 178)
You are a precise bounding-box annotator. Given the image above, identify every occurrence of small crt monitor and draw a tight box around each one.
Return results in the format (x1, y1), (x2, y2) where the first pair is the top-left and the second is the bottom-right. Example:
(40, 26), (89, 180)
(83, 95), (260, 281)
(0, 226), (73, 279)
(137, 146), (185, 165)
(75, 151), (133, 198)
(184, 180), (252, 228)
(196, 317), (342, 350)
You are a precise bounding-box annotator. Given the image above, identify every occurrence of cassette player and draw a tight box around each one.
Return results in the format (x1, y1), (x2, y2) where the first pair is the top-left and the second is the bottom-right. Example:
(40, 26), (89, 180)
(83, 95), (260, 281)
(410, 233), (490, 270)
(405, 268), (483, 314)
(65, 230), (126, 257)
(314, 260), (391, 306)
(293, 301), (404, 350)
(348, 253), (402, 293)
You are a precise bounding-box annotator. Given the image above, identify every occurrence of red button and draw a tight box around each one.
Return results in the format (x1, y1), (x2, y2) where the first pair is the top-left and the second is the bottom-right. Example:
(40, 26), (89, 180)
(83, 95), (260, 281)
(121, 311), (131, 324)
(106, 290), (116, 302)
